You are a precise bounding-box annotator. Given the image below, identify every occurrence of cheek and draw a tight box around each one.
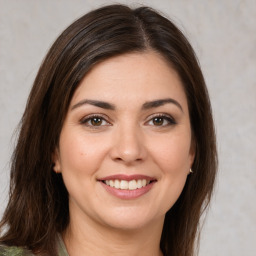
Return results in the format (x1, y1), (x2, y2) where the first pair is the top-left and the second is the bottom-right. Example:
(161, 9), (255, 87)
(151, 132), (192, 210)
(150, 134), (191, 212)
(150, 133), (192, 174)
(58, 132), (104, 199)
(60, 135), (84, 170)
(58, 130), (110, 177)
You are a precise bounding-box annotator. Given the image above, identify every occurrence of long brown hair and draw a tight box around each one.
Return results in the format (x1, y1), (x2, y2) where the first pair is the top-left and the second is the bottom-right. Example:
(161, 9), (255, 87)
(0, 4), (217, 256)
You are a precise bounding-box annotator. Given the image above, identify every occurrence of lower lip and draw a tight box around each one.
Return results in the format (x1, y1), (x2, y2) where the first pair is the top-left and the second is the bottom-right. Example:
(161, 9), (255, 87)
(100, 181), (155, 199)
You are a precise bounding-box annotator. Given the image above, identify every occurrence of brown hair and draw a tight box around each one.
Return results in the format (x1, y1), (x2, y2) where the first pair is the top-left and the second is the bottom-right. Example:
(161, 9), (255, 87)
(0, 4), (217, 256)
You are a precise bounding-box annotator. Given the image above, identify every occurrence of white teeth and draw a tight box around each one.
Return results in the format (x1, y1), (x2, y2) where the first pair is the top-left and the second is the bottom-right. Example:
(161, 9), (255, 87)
(114, 180), (120, 188)
(137, 179), (142, 189)
(128, 180), (137, 190)
(120, 180), (129, 189)
(104, 179), (150, 190)
(109, 180), (114, 187)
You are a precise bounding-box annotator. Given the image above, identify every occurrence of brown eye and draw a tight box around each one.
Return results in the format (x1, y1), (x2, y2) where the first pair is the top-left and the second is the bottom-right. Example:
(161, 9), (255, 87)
(80, 115), (110, 127)
(91, 117), (103, 126)
(147, 114), (176, 127)
(152, 117), (164, 126)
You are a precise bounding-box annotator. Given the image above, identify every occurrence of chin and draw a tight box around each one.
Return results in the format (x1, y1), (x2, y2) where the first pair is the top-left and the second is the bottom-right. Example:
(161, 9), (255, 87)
(97, 206), (164, 231)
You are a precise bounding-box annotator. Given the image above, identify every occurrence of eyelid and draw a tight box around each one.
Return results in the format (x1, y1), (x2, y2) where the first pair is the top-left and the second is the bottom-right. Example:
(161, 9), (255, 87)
(145, 113), (176, 126)
(79, 112), (176, 127)
(80, 113), (112, 126)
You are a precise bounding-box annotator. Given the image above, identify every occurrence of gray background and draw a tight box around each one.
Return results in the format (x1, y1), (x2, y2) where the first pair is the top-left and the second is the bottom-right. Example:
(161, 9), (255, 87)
(0, 0), (255, 255)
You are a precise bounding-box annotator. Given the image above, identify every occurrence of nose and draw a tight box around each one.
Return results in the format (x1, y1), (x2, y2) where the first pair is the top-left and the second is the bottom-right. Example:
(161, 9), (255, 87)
(109, 124), (147, 165)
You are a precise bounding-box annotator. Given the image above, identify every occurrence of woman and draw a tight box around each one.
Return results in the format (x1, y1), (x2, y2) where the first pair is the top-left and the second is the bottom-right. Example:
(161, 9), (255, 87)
(0, 4), (217, 256)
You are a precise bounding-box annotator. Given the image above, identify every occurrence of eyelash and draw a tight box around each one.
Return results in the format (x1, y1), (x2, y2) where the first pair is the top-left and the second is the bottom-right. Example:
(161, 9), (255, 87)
(80, 113), (176, 128)
(80, 114), (111, 128)
(146, 113), (176, 127)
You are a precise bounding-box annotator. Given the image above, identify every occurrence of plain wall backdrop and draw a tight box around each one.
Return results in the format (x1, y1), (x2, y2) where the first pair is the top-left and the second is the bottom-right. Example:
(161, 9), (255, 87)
(0, 0), (255, 255)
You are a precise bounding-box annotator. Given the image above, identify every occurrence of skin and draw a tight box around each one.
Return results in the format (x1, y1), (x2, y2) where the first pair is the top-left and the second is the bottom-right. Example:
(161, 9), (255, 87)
(54, 51), (195, 256)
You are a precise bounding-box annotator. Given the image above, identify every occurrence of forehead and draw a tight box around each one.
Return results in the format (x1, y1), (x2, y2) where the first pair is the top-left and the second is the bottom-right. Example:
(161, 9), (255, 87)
(71, 51), (188, 111)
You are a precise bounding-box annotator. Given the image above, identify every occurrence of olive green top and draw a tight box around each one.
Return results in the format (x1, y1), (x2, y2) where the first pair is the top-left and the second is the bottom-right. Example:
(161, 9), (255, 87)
(0, 234), (69, 256)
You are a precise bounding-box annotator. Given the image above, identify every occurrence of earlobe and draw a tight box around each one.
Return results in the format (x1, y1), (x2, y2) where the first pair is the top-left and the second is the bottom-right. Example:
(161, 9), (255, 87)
(53, 163), (61, 173)
(52, 150), (61, 173)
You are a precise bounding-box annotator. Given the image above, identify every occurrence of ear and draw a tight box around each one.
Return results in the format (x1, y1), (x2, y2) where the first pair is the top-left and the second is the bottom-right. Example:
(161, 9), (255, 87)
(52, 149), (61, 173)
(189, 137), (196, 171)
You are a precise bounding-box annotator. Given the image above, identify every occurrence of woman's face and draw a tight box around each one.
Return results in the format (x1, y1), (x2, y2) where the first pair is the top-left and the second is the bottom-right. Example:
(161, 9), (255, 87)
(54, 51), (195, 230)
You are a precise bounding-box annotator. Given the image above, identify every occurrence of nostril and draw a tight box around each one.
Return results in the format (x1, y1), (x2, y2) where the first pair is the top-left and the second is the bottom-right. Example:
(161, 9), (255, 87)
(114, 156), (143, 163)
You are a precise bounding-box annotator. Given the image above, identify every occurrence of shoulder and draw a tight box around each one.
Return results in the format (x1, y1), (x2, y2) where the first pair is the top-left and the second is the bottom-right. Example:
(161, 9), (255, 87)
(0, 245), (34, 256)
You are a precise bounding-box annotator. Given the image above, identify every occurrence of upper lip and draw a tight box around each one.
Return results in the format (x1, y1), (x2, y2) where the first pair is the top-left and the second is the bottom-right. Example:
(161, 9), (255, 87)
(98, 174), (157, 182)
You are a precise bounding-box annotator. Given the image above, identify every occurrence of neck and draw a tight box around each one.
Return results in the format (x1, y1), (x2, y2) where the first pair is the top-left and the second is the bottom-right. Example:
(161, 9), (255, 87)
(63, 211), (164, 256)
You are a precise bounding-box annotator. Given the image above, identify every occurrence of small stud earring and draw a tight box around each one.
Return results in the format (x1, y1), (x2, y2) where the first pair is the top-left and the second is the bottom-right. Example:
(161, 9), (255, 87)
(189, 168), (193, 174)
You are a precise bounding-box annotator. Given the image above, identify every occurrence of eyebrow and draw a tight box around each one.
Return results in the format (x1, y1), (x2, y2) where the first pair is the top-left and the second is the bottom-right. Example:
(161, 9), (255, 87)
(71, 98), (183, 112)
(71, 99), (115, 110)
(142, 98), (183, 112)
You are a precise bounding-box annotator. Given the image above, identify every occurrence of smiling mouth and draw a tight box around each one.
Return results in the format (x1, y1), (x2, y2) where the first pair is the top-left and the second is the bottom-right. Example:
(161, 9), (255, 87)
(98, 175), (157, 199)
(102, 179), (156, 190)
